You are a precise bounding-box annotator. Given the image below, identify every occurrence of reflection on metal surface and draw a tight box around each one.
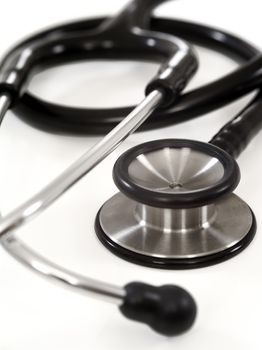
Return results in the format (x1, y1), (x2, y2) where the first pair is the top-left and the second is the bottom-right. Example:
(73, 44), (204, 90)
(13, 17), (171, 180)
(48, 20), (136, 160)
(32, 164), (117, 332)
(128, 147), (224, 193)
(98, 193), (253, 259)
(0, 94), (11, 125)
(1, 234), (125, 305)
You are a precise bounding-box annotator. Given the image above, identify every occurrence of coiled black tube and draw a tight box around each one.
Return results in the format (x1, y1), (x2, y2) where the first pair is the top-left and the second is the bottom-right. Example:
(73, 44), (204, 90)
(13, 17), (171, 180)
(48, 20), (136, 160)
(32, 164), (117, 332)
(0, 16), (261, 157)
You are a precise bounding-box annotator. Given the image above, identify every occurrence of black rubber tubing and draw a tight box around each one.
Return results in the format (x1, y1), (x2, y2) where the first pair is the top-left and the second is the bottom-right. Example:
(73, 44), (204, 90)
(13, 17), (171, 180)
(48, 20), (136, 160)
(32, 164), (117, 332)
(0, 17), (261, 157)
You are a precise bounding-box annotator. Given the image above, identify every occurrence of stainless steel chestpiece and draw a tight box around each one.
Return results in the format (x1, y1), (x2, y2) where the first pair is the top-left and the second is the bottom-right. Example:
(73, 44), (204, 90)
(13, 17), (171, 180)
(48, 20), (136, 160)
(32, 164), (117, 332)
(96, 139), (256, 268)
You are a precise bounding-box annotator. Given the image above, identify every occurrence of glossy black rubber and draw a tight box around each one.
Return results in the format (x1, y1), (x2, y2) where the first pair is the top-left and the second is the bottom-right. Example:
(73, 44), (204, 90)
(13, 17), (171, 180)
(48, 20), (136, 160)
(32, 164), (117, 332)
(0, 9), (261, 141)
(113, 139), (240, 209)
(95, 206), (257, 269)
(210, 93), (262, 158)
(120, 282), (197, 336)
(0, 0), (197, 109)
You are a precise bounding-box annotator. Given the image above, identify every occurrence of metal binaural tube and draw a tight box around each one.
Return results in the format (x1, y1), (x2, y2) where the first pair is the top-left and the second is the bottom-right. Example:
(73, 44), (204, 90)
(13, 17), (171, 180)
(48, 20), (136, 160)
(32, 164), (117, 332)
(1, 234), (125, 304)
(0, 90), (162, 304)
(0, 93), (11, 125)
(0, 90), (163, 239)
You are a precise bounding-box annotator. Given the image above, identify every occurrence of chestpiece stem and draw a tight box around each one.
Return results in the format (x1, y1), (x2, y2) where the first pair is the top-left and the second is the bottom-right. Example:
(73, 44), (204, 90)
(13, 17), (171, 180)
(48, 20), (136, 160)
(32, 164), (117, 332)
(135, 203), (216, 233)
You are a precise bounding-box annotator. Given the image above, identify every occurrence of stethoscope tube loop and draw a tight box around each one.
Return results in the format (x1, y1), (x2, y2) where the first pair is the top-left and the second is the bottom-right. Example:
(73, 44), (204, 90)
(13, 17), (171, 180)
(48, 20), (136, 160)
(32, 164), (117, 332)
(0, 0), (197, 107)
(0, 16), (260, 135)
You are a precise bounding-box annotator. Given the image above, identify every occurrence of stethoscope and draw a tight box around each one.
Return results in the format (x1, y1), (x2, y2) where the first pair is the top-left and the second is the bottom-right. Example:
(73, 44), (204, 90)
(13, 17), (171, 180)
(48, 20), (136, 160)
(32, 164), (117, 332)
(0, 0), (261, 338)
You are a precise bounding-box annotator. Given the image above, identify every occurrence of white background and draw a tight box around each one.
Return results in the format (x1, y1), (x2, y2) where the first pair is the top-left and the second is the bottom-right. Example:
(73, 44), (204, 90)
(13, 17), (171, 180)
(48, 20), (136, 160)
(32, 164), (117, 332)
(0, 0), (262, 349)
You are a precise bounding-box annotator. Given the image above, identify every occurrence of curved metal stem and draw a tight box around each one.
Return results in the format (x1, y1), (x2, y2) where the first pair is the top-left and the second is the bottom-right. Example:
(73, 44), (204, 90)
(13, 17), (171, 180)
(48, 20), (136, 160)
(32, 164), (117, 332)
(0, 90), (163, 303)
(1, 234), (125, 304)
(0, 90), (162, 238)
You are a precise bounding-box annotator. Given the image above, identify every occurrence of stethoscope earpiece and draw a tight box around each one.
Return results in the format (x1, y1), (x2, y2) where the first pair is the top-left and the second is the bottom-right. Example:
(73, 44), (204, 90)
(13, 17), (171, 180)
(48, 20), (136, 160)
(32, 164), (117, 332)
(96, 139), (256, 269)
(120, 282), (197, 336)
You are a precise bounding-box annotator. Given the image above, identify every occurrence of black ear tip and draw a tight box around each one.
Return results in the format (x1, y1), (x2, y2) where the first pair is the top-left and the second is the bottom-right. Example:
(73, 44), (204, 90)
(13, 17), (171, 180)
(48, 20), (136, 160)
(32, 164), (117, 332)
(120, 282), (197, 336)
(156, 284), (197, 336)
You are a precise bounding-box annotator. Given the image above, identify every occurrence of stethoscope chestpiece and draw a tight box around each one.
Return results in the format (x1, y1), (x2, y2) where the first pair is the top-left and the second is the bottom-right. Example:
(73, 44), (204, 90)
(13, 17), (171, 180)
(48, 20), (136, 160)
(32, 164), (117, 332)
(95, 139), (256, 269)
